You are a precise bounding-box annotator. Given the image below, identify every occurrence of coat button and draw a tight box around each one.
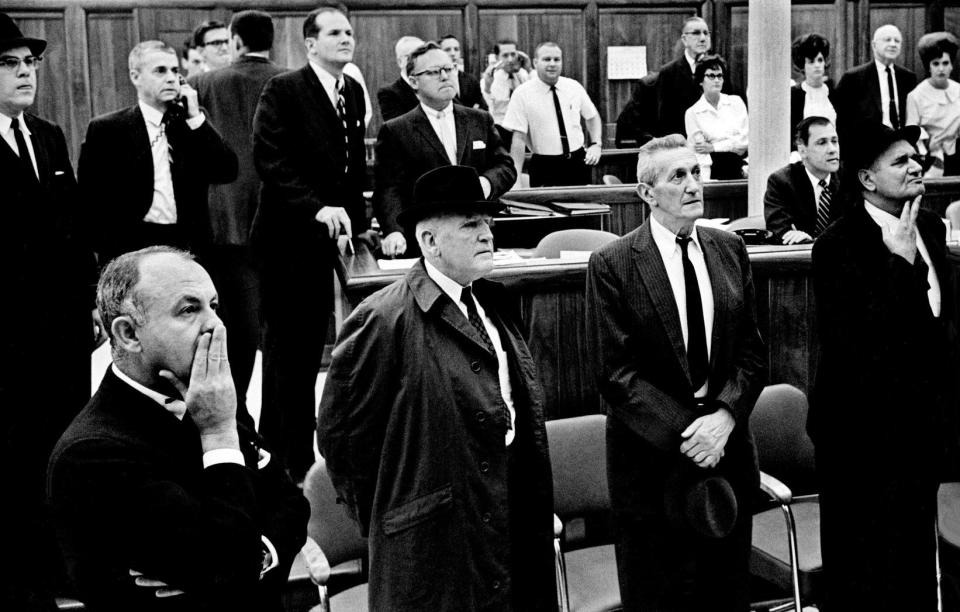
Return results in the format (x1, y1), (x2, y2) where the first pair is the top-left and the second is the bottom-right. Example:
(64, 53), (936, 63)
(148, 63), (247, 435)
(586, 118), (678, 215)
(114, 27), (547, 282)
(476, 411), (486, 423)
(482, 512), (492, 523)
(480, 461), (490, 473)
(471, 360), (481, 372)
(492, 580), (501, 591)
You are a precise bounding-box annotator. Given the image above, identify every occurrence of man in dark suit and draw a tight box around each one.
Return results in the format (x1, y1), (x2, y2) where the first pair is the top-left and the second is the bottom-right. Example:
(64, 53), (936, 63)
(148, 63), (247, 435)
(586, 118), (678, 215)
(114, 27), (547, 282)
(318, 166), (557, 611)
(48, 247), (308, 612)
(811, 123), (957, 611)
(439, 33), (488, 112)
(0, 14), (101, 611)
(835, 24), (917, 157)
(377, 35), (423, 122)
(764, 116), (842, 244)
(190, 10), (284, 427)
(78, 40), (237, 265)
(252, 5), (367, 482)
(586, 135), (766, 611)
(656, 16), (712, 138)
(374, 42), (515, 257)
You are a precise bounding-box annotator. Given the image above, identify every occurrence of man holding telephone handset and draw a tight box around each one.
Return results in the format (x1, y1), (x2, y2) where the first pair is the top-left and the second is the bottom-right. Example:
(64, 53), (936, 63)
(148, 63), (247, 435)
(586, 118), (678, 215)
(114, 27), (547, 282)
(79, 40), (237, 266)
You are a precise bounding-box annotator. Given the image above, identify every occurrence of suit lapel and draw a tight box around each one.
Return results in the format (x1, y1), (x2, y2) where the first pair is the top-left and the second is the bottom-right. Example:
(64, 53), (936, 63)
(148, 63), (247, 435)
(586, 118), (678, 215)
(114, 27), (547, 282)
(412, 106), (452, 164)
(867, 64), (883, 113)
(791, 163), (816, 222)
(453, 105), (469, 163)
(632, 224), (690, 381)
(302, 65), (340, 127)
(23, 115), (49, 185)
(697, 230), (726, 379)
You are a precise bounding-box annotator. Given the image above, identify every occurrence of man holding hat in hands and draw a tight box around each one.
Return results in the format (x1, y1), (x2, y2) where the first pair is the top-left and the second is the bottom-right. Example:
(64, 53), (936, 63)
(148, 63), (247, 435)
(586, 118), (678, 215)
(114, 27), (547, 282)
(811, 122), (958, 610)
(586, 134), (766, 611)
(318, 165), (556, 611)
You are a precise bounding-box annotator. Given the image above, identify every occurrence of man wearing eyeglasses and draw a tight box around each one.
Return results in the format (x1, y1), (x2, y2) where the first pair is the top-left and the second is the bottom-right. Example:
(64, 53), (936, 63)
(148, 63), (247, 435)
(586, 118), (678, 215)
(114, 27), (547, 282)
(656, 16), (718, 138)
(0, 12), (101, 611)
(193, 20), (232, 73)
(374, 42), (515, 257)
(252, 5), (368, 483)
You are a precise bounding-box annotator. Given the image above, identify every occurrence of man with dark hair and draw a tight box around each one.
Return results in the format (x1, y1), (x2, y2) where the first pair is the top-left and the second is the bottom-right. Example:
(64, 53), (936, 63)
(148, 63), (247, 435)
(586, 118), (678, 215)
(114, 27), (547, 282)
(193, 20), (231, 72)
(253, 5), (367, 482)
(482, 39), (529, 143)
(180, 38), (204, 78)
(587, 135), (765, 611)
(0, 13), (101, 610)
(438, 33), (487, 112)
(48, 247), (308, 612)
(764, 116), (842, 244)
(374, 42), (515, 257)
(377, 35), (424, 122)
(190, 9), (284, 427)
(319, 165), (557, 611)
(811, 122), (957, 610)
(78, 40), (237, 265)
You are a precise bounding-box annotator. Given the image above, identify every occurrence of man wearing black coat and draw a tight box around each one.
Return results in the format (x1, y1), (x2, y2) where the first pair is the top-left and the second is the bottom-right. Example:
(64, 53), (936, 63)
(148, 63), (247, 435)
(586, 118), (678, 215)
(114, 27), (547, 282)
(374, 42), (515, 257)
(0, 14), (101, 610)
(377, 36), (423, 122)
(252, 6), (367, 482)
(79, 40), (237, 265)
(48, 247), (308, 612)
(811, 123), (958, 610)
(656, 16), (713, 138)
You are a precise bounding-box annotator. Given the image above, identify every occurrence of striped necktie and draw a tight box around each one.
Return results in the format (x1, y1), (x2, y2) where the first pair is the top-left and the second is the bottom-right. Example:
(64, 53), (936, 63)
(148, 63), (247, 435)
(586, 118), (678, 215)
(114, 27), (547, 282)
(816, 179), (832, 236)
(336, 78), (349, 174)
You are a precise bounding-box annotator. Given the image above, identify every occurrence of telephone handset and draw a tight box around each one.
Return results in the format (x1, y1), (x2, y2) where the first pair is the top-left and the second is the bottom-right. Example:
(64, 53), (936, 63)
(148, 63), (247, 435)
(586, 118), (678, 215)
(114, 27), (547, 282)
(164, 74), (189, 122)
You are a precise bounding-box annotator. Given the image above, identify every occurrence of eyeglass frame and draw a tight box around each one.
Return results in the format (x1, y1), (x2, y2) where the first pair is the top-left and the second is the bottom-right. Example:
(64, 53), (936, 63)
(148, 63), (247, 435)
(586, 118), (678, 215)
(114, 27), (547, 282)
(410, 64), (458, 79)
(0, 54), (43, 72)
(683, 29), (711, 37)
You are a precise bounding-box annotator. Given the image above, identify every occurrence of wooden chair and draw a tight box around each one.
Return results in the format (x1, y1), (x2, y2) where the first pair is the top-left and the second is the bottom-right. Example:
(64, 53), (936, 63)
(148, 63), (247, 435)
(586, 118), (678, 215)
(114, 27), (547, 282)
(533, 229), (618, 258)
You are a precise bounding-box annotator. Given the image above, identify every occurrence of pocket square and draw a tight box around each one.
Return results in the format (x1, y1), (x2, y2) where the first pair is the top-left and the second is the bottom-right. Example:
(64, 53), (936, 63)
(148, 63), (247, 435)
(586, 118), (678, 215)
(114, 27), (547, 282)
(54, 170), (65, 176)
(472, 140), (486, 150)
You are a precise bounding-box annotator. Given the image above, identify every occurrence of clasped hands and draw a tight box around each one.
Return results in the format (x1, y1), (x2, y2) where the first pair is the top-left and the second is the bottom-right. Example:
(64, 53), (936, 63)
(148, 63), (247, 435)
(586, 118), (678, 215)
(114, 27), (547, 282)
(680, 407), (735, 469)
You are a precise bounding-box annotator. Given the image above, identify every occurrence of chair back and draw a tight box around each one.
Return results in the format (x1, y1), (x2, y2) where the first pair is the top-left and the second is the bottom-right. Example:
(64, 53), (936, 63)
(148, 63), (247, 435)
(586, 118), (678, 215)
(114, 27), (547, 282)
(546, 415), (610, 518)
(303, 459), (368, 568)
(602, 174), (623, 185)
(749, 384), (817, 495)
(946, 201), (960, 233)
(534, 229), (619, 258)
(723, 215), (767, 232)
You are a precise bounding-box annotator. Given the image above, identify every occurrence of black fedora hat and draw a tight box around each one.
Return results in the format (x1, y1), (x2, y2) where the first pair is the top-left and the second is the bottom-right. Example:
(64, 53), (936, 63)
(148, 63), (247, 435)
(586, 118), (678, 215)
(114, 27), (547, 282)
(0, 13), (47, 56)
(663, 462), (739, 539)
(850, 121), (921, 172)
(397, 165), (505, 229)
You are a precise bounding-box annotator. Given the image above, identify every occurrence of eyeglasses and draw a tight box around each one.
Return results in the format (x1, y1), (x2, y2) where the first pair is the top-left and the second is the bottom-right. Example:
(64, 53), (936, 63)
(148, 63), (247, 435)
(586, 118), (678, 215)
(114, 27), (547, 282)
(202, 39), (230, 48)
(0, 55), (43, 72)
(684, 29), (711, 37)
(411, 65), (457, 78)
(703, 72), (724, 80)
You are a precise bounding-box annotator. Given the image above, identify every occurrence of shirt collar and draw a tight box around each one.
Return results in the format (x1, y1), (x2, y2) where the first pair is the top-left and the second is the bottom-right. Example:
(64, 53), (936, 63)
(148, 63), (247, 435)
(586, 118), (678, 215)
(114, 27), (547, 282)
(875, 59), (896, 75)
(863, 200), (900, 229)
(111, 363), (186, 420)
(424, 258), (471, 305)
(309, 60), (340, 98)
(0, 110), (26, 135)
(420, 101), (454, 118)
(649, 213), (702, 261)
(804, 166), (830, 191)
(138, 100), (164, 128)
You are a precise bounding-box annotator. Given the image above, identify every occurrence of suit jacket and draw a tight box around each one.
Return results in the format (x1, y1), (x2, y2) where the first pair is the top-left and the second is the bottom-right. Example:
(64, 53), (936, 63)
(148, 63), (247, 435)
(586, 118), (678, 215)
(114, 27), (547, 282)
(789, 80), (837, 150)
(655, 55), (733, 139)
(616, 71), (660, 147)
(317, 261), (556, 611)
(810, 204), (958, 476)
(835, 61), (917, 152)
(586, 223), (766, 516)
(191, 55), (286, 246)
(377, 76), (419, 122)
(763, 161), (841, 240)
(47, 368), (309, 612)
(373, 104), (516, 240)
(456, 71), (488, 111)
(252, 65), (368, 265)
(78, 105), (238, 263)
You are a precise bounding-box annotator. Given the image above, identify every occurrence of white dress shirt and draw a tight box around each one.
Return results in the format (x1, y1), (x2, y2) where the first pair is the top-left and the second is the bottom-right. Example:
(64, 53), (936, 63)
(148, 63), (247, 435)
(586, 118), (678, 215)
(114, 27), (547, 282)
(309, 60), (342, 110)
(800, 81), (837, 124)
(649, 215), (715, 396)
(421, 101), (458, 165)
(501, 75), (599, 155)
(1, 110), (39, 178)
(424, 259), (516, 445)
(805, 167), (831, 204)
(484, 67), (529, 124)
(875, 60), (901, 128)
(863, 201), (941, 317)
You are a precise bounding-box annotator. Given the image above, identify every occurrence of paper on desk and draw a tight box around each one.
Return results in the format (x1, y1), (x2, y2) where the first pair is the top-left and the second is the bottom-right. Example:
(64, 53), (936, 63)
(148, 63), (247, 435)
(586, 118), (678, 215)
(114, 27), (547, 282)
(695, 218), (729, 229)
(559, 250), (593, 262)
(377, 258), (418, 270)
(493, 250), (525, 265)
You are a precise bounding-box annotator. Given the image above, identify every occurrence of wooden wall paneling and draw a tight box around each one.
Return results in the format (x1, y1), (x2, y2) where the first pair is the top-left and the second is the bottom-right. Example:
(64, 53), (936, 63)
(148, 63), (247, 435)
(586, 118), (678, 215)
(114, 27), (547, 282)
(86, 11), (137, 120)
(726, 3), (749, 97)
(597, 7), (693, 143)
(945, 5), (960, 39)
(64, 5), (91, 162)
(869, 3), (929, 77)
(136, 6), (231, 50)
(352, 9), (465, 136)
(269, 11), (309, 70)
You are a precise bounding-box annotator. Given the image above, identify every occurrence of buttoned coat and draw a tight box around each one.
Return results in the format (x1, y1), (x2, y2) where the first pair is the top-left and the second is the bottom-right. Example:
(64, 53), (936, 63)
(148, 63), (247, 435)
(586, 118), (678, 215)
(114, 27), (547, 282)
(317, 261), (556, 611)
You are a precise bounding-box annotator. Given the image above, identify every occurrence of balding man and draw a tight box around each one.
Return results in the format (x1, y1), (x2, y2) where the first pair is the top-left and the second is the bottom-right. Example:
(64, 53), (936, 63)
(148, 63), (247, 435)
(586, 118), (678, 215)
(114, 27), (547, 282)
(377, 35), (424, 122)
(48, 247), (308, 612)
(656, 16), (716, 138)
(835, 24), (917, 154)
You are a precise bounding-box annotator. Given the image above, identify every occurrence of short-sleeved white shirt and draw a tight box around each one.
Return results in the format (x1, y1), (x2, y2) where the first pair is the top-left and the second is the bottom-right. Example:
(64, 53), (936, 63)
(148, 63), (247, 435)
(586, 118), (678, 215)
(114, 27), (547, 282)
(501, 75), (599, 155)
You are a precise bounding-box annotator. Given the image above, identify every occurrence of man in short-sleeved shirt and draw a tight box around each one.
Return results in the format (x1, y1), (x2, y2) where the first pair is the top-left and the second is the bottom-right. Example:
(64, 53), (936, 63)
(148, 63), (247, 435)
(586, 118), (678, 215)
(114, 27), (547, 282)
(502, 41), (602, 187)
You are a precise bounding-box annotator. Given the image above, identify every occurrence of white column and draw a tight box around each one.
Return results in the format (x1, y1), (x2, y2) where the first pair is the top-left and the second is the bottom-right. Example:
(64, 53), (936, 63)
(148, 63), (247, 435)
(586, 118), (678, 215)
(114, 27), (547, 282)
(747, 0), (791, 217)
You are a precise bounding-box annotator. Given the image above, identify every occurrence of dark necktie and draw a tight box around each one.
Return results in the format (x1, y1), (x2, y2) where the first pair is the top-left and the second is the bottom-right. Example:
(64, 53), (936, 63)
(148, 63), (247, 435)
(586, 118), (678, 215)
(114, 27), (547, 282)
(11, 117), (37, 180)
(676, 235), (708, 390)
(336, 79), (349, 174)
(550, 85), (570, 157)
(160, 111), (176, 163)
(886, 66), (900, 129)
(815, 179), (832, 236)
(460, 286), (512, 431)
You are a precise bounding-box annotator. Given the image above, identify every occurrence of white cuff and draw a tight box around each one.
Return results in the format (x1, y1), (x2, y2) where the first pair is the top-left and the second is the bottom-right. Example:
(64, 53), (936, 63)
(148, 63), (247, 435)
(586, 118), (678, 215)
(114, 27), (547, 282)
(186, 113), (206, 130)
(260, 535), (279, 578)
(202, 448), (245, 468)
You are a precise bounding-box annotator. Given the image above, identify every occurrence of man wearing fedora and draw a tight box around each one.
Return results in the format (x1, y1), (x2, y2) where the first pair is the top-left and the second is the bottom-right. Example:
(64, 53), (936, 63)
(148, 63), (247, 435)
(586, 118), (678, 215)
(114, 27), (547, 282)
(586, 134), (765, 611)
(0, 13), (101, 610)
(811, 122), (958, 610)
(318, 165), (557, 611)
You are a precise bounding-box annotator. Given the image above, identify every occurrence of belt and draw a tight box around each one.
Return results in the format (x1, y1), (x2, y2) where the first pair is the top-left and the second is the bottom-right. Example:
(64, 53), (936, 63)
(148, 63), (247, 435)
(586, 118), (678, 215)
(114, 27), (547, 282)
(531, 147), (585, 161)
